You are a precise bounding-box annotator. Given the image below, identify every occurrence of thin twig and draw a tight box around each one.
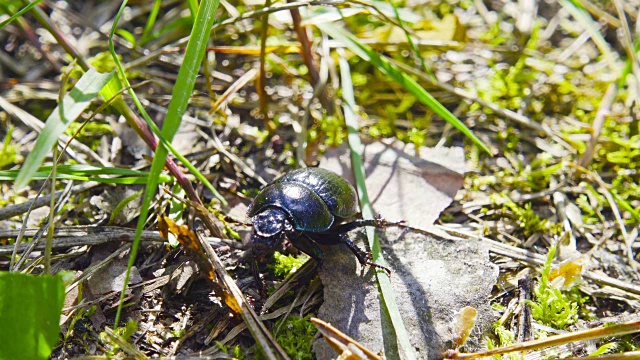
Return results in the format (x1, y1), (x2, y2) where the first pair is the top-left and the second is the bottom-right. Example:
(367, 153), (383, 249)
(43, 146), (58, 274)
(0, 181), (99, 221)
(445, 319), (640, 359)
(575, 165), (637, 271)
(578, 82), (618, 168)
(197, 128), (268, 186)
(0, 227), (165, 256)
(288, 0), (334, 114)
(433, 225), (640, 296)
(210, 68), (259, 113)
(259, 0), (272, 128)
(576, 0), (622, 28)
(296, 33), (331, 166)
(13, 181), (74, 272)
(28, 4), (90, 70)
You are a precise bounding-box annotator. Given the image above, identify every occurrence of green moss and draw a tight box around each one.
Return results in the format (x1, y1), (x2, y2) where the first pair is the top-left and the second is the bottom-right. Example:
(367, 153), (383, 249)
(495, 198), (560, 237)
(527, 245), (579, 329)
(493, 325), (515, 347)
(98, 320), (138, 357)
(510, 202), (547, 236)
(486, 326), (521, 360)
(309, 115), (347, 148)
(0, 126), (18, 169)
(275, 315), (316, 360)
(215, 342), (246, 359)
(269, 252), (308, 278)
(64, 121), (114, 150)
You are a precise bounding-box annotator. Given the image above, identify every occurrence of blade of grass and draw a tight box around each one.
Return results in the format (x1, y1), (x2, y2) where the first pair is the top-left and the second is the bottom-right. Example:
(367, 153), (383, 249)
(43, 146), (57, 275)
(24, 0), (221, 220)
(107, 12), (227, 206)
(338, 47), (418, 360)
(318, 23), (491, 155)
(611, 192), (640, 223)
(108, 189), (143, 225)
(140, 0), (162, 45)
(389, 1), (434, 81)
(560, 0), (616, 70)
(14, 69), (114, 190)
(0, 0), (43, 30)
(0, 173), (171, 184)
(4, 164), (159, 176)
(37, 0), (212, 206)
(112, 0), (221, 328)
(1, 165), (172, 184)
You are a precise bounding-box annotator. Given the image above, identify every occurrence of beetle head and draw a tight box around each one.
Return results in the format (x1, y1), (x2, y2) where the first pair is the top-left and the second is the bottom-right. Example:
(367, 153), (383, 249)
(250, 208), (291, 260)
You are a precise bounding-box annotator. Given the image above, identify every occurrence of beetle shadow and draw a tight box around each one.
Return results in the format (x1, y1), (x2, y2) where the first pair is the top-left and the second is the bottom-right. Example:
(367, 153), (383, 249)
(378, 229), (444, 358)
(316, 231), (445, 359)
(315, 241), (385, 356)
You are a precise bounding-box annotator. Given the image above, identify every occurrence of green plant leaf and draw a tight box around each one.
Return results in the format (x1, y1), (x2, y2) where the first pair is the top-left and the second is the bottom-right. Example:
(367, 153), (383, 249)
(0, 0), (44, 31)
(1, 165), (172, 184)
(338, 48), (418, 360)
(318, 23), (492, 155)
(15, 69), (114, 189)
(0, 272), (65, 360)
(106, 5), (227, 205)
(113, 0), (221, 327)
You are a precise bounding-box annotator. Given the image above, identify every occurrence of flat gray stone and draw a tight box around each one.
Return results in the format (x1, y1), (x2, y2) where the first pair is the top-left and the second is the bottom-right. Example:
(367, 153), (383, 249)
(314, 142), (497, 359)
(314, 229), (498, 359)
(87, 256), (142, 295)
(321, 141), (465, 230)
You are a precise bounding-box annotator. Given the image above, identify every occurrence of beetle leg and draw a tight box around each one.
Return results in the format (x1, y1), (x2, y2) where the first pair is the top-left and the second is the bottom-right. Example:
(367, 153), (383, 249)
(287, 233), (325, 266)
(307, 232), (392, 275)
(321, 216), (405, 234)
(251, 250), (268, 298)
(338, 234), (392, 276)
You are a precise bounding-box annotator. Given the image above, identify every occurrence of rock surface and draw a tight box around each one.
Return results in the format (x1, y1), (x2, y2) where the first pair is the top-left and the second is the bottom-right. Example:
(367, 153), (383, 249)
(314, 229), (498, 359)
(314, 142), (498, 359)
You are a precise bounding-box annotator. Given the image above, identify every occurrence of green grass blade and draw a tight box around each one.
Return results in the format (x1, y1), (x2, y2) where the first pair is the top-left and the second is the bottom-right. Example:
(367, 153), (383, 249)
(0, 169), (172, 184)
(389, 1), (433, 80)
(611, 192), (640, 223)
(318, 23), (491, 155)
(12, 164), (157, 176)
(107, 6), (227, 206)
(109, 189), (144, 225)
(140, 0), (162, 45)
(14, 69), (114, 189)
(560, 0), (616, 70)
(0, 272), (65, 360)
(338, 48), (418, 360)
(0, 0), (43, 30)
(113, 0), (220, 328)
(368, 0), (421, 22)
(2, 164), (159, 177)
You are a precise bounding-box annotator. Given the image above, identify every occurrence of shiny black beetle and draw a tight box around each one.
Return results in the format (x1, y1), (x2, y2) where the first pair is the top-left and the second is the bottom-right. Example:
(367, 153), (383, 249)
(247, 167), (391, 272)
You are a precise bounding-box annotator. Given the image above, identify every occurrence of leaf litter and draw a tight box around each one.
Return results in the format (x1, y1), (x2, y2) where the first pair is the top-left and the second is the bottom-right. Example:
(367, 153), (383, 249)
(1, 0), (640, 358)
